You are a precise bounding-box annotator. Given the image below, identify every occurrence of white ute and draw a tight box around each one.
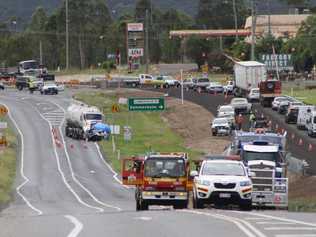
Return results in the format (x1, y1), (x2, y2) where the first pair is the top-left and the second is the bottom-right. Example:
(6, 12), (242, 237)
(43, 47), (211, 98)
(192, 160), (252, 210)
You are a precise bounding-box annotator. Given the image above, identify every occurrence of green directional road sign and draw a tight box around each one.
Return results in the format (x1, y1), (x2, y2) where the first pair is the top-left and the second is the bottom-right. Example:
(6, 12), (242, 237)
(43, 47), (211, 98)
(128, 98), (165, 111)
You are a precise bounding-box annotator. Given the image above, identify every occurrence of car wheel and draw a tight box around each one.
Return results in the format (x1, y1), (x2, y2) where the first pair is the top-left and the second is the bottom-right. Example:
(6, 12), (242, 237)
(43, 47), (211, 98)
(240, 201), (252, 211)
(132, 82), (137, 88)
(193, 197), (204, 209)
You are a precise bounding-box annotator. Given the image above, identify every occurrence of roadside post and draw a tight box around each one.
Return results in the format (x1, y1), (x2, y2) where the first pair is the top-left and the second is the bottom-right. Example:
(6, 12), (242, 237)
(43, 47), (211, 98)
(0, 105), (8, 151)
(180, 69), (184, 105)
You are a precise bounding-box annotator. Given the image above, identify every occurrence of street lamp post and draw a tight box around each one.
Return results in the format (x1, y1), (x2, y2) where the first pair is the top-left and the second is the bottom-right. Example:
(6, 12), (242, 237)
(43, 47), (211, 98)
(66, 0), (69, 70)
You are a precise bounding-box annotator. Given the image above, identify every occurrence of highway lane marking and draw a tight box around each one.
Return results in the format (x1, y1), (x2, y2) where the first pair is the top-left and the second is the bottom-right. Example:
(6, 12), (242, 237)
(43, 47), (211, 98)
(234, 212), (316, 227)
(256, 222), (294, 225)
(245, 217), (269, 221)
(133, 216), (152, 221)
(51, 101), (122, 211)
(265, 227), (316, 231)
(30, 101), (105, 212)
(181, 210), (266, 237)
(95, 142), (131, 189)
(64, 215), (83, 237)
(2, 103), (43, 216)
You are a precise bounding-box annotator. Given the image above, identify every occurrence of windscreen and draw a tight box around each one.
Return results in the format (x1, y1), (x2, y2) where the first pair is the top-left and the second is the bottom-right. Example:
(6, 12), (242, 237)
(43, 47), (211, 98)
(144, 158), (185, 178)
(22, 61), (39, 70)
(198, 78), (209, 83)
(202, 162), (245, 176)
(84, 113), (102, 120)
(220, 107), (233, 113)
(243, 151), (279, 162)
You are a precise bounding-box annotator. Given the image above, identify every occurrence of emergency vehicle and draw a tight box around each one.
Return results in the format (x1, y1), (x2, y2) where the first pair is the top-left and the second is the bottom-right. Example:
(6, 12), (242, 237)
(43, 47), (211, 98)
(122, 152), (192, 211)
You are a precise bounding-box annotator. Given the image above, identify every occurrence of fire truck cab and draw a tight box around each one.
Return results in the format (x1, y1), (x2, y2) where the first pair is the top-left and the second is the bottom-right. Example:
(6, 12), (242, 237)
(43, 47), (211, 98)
(122, 153), (191, 211)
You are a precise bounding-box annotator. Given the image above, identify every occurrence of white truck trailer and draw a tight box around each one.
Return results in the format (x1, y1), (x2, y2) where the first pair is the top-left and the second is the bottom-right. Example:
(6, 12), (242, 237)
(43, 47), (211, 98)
(234, 61), (267, 97)
(65, 103), (110, 141)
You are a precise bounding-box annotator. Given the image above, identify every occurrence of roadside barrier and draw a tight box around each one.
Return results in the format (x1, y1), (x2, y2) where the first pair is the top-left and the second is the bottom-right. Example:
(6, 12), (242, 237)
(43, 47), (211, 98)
(286, 154), (311, 176)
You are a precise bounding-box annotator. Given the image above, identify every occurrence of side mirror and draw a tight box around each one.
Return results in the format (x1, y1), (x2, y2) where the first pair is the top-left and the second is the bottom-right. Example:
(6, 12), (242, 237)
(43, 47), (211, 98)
(190, 170), (198, 177)
(248, 171), (256, 177)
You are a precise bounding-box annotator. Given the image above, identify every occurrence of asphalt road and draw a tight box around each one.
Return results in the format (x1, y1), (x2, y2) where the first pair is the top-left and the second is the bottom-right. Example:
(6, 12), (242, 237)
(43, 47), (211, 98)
(0, 88), (315, 237)
(149, 87), (316, 175)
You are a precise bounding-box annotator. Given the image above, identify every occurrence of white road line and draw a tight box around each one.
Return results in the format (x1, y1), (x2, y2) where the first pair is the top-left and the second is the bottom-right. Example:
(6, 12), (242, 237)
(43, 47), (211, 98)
(245, 217), (269, 221)
(265, 227), (316, 231)
(95, 143), (131, 189)
(181, 210), (264, 237)
(51, 101), (122, 211)
(32, 104), (104, 212)
(235, 212), (316, 227)
(64, 215), (83, 237)
(256, 222), (294, 225)
(3, 103), (43, 216)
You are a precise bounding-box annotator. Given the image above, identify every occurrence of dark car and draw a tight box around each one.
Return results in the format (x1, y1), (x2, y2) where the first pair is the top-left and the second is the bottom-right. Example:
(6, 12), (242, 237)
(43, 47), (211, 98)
(285, 107), (299, 124)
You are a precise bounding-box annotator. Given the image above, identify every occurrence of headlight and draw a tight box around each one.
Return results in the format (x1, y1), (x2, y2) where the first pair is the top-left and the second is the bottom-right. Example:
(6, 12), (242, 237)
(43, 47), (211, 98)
(240, 180), (252, 187)
(198, 180), (211, 186)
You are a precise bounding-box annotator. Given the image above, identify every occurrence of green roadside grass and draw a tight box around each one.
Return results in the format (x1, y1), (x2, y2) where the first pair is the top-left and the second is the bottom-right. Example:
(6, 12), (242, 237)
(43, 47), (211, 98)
(74, 91), (201, 172)
(0, 118), (17, 205)
(289, 198), (316, 212)
(283, 88), (316, 105)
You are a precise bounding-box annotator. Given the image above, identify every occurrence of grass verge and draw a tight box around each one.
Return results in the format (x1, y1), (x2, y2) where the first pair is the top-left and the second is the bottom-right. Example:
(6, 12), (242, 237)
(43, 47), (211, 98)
(74, 91), (201, 172)
(283, 88), (316, 105)
(288, 199), (316, 212)
(0, 117), (17, 205)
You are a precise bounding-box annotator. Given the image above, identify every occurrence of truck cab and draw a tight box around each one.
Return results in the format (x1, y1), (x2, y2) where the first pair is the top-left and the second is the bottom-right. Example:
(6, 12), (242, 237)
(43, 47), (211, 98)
(122, 153), (191, 211)
(259, 79), (282, 107)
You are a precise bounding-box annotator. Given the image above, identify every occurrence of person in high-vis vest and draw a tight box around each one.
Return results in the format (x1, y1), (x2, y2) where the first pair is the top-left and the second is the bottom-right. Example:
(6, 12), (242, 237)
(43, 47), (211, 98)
(29, 80), (36, 94)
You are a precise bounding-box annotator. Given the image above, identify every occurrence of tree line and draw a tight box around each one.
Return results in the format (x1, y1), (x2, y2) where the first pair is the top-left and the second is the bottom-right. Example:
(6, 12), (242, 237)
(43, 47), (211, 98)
(0, 0), (315, 72)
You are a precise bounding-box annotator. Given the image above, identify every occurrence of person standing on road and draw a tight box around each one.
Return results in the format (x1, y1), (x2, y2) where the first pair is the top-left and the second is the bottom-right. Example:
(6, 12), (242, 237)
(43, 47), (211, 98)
(28, 80), (36, 94)
(249, 111), (256, 131)
(236, 114), (244, 130)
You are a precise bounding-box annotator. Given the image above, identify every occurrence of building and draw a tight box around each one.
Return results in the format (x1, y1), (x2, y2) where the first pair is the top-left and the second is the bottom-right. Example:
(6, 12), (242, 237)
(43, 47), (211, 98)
(245, 14), (310, 38)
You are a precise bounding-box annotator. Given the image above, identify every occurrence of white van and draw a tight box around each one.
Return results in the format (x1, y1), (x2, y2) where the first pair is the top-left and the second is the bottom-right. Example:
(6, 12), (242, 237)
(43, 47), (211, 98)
(306, 110), (316, 137)
(297, 105), (315, 130)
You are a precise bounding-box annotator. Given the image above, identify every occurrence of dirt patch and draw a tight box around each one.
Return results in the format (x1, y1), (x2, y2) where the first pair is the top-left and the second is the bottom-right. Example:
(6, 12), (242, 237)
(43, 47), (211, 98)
(289, 174), (316, 198)
(115, 89), (230, 156)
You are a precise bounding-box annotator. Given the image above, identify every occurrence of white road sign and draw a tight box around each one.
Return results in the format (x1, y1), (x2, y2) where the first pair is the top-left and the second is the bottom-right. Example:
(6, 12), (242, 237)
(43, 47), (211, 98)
(128, 48), (144, 57)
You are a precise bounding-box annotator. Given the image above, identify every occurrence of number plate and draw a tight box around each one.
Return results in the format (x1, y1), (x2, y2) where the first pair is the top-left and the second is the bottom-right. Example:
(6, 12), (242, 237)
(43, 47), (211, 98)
(219, 193), (231, 198)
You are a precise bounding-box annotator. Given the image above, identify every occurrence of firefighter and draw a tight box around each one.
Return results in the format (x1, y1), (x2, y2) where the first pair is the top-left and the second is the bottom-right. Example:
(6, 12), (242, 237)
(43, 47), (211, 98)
(28, 79), (36, 94)
(236, 114), (244, 130)
(249, 111), (256, 131)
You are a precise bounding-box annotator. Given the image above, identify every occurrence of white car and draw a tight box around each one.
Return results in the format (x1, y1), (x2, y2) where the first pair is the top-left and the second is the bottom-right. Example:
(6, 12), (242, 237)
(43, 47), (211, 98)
(182, 78), (194, 89)
(40, 82), (58, 95)
(156, 75), (180, 87)
(211, 118), (231, 136)
(57, 83), (65, 91)
(206, 82), (224, 94)
(192, 160), (252, 210)
(217, 105), (235, 117)
(247, 88), (260, 102)
(223, 81), (234, 94)
(272, 96), (289, 111)
(230, 98), (252, 114)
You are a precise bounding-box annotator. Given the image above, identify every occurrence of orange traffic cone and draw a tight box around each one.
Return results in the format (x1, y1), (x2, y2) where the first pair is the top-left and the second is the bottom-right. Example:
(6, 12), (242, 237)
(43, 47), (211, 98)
(298, 138), (303, 146)
(308, 144), (313, 152)
(291, 133), (295, 139)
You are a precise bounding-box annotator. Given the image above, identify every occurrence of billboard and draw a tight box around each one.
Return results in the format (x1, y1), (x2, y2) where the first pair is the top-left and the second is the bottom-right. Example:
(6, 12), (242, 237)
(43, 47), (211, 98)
(127, 23), (143, 32)
(260, 54), (293, 71)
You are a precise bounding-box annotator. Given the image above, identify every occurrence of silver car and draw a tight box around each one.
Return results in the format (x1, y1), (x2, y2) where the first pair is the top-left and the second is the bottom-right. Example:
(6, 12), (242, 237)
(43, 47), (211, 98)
(230, 98), (252, 114)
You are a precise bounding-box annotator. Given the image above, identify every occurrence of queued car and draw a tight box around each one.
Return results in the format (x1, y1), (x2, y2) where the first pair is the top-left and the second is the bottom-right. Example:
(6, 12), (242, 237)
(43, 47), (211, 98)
(272, 96), (289, 111)
(285, 106), (299, 124)
(182, 78), (194, 89)
(0, 81), (4, 90)
(155, 75), (180, 88)
(192, 78), (210, 92)
(57, 83), (65, 91)
(206, 82), (224, 94)
(230, 98), (252, 114)
(40, 82), (59, 95)
(247, 88), (260, 102)
(217, 105), (235, 117)
(223, 81), (234, 94)
(210, 118), (231, 136)
(191, 159), (253, 210)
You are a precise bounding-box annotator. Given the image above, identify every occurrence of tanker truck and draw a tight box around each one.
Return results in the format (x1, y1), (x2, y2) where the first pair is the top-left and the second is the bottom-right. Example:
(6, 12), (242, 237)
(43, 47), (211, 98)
(65, 103), (111, 141)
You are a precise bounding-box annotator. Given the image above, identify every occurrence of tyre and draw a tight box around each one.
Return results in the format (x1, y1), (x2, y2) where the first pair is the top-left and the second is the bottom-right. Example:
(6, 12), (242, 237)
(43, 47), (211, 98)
(240, 201), (252, 211)
(132, 82), (136, 88)
(173, 201), (188, 210)
(136, 198), (148, 211)
(212, 131), (217, 136)
(193, 192), (204, 209)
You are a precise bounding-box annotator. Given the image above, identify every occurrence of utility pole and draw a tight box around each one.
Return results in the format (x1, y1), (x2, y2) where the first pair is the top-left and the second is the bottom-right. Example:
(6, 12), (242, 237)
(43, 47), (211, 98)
(267, 0), (271, 36)
(145, 9), (149, 74)
(251, 0), (256, 61)
(39, 40), (43, 65)
(233, 0), (238, 41)
(66, 0), (70, 70)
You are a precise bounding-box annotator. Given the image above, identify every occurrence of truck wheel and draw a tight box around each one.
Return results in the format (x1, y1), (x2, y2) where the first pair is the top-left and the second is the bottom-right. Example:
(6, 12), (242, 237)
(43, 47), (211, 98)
(137, 199), (148, 211)
(173, 201), (188, 209)
(132, 82), (137, 88)
(240, 201), (252, 211)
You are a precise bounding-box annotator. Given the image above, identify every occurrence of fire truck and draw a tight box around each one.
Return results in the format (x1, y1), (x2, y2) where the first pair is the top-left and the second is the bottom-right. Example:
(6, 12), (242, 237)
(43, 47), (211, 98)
(122, 152), (192, 211)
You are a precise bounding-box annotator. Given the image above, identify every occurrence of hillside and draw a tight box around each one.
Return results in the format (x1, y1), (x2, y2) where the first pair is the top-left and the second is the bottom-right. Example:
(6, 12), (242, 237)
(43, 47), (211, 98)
(1, 0), (315, 25)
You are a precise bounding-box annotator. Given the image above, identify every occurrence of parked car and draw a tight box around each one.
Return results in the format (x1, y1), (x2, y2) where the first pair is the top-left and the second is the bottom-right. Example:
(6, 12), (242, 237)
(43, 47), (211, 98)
(0, 81), (4, 90)
(247, 88), (260, 102)
(211, 118), (231, 136)
(230, 98), (252, 114)
(40, 82), (58, 95)
(206, 82), (224, 94)
(192, 159), (252, 210)
(192, 78), (210, 92)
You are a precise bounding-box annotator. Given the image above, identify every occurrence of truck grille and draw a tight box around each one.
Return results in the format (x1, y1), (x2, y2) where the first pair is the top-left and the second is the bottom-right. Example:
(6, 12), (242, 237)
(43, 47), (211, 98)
(214, 183), (236, 189)
(250, 168), (274, 192)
